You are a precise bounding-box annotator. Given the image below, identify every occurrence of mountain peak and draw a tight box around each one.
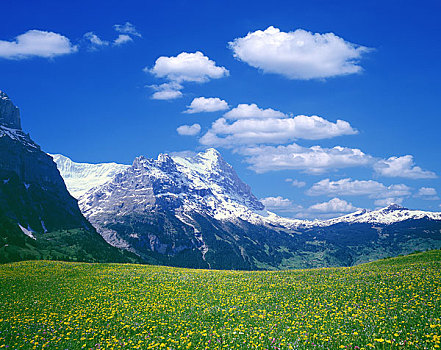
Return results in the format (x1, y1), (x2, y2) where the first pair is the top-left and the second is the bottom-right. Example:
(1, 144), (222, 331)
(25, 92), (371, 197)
(132, 155), (147, 167)
(0, 91), (21, 129)
(383, 203), (406, 211)
(195, 148), (225, 166)
(202, 148), (221, 158)
(157, 153), (174, 164)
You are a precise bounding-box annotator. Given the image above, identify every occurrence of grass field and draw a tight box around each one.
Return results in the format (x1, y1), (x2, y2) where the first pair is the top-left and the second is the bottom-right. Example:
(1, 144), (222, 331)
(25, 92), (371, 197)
(0, 251), (440, 349)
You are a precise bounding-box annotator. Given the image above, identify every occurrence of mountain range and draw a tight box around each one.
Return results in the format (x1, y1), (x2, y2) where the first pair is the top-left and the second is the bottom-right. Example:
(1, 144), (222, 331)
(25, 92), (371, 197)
(2, 90), (441, 269)
(53, 149), (441, 269)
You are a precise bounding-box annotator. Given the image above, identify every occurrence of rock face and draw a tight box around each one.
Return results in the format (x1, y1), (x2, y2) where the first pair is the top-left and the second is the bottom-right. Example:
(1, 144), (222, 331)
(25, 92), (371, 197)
(0, 91), (21, 129)
(54, 151), (441, 270)
(0, 92), (140, 264)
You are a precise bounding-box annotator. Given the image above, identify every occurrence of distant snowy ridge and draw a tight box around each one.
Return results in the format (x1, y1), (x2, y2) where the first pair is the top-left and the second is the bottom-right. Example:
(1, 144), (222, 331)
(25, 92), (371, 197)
(52, 149), (441, 228)
(317, 204), (441, 226)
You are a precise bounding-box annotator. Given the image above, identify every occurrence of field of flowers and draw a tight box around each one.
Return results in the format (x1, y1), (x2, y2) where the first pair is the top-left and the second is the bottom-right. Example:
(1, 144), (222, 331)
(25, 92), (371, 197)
(0, 250), (440, 349)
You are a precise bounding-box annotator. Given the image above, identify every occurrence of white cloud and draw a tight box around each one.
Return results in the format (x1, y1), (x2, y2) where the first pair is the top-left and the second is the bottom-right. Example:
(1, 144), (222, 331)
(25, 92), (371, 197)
(416, 187), (439, 200)
(286, 178), (306, 188)
(184, 97), (229, 114)
(84, 23), (139, 49)
(152, 89), (182, 100)
(150, 82), (183, 100)
(224, 103), (286, 119)
(417, 187), (437, 196)
(261, 195), (360, 219)
(114, 34), (133, 46)
(0, 30), (77, 59)
(307, 178), (411, 199)
(84, 32), (109, 48)
(148, 51), (229, 83)
(114, 22), (142, 37)
(229, 26), (370, 80)
(374, 155), (436, 179)
(177, 124), (201, 136)
(260, 196), (302, 212)
(199, 114), (357, 147)
(374, 197), (404, 207)
(236, 143), (372, 174)
(308, 197), (359, 213)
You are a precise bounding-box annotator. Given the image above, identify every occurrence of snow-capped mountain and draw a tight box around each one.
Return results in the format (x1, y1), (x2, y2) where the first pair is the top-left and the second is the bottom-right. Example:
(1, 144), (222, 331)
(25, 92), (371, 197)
(79, 149), (267, 222)
(53, 150), (441, 269)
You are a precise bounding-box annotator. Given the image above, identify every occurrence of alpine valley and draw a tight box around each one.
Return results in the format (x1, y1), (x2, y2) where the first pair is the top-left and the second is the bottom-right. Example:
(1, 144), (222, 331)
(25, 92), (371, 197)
(2, 91), (441, 269)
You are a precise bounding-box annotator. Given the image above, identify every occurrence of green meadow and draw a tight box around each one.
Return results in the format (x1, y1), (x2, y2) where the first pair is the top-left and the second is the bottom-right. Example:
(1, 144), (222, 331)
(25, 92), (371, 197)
(0, 250), (440, 349)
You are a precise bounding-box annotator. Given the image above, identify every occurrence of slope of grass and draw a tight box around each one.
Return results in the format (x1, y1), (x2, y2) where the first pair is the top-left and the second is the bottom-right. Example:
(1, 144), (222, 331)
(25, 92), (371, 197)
(0, 250), (440, 349)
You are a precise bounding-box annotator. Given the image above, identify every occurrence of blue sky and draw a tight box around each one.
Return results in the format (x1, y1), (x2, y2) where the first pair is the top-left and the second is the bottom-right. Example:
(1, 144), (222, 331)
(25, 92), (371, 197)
(1, 0), (440, 218)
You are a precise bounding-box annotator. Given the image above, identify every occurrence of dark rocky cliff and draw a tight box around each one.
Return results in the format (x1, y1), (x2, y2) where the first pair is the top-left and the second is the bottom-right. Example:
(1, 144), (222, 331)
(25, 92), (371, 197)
(0, 91), (21, 129)
(0, 91), (141, 264)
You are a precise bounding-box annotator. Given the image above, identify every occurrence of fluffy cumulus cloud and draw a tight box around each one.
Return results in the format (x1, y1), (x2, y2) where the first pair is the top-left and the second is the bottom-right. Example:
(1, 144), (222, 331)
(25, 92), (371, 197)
(150, 82), (183, 100)
(307, 178), (411, 200)
(148, 51), (229, 83)
(176, 123), (201, 136)
(229, 26), (370, 80)
(199, 114), (357, 146)
(308, 197), (359, 213)
(0, 30), (77, 59)
(224, 103), (287, 119)
(237, 143), (372, 174)
(416, 187), (439, 200)
(189, 101), (433, 180)
(374, 155), (436, 179)
(184, 97), (229, 114)
(113, 22), (142, 37)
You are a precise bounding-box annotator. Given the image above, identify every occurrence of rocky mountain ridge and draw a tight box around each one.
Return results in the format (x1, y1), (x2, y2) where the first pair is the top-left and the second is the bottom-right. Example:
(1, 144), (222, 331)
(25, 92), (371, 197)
(54, 150), (441, 269)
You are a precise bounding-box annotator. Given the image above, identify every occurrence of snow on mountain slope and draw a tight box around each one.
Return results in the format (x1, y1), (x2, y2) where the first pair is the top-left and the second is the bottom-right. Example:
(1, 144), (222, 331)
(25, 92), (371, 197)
(51, 154), (130, 199)
(52, 150), (441, 228)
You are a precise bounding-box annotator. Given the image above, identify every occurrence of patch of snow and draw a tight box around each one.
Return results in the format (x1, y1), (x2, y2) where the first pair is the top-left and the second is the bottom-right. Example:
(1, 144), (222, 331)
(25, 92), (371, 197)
(18, 224), (36, 240)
